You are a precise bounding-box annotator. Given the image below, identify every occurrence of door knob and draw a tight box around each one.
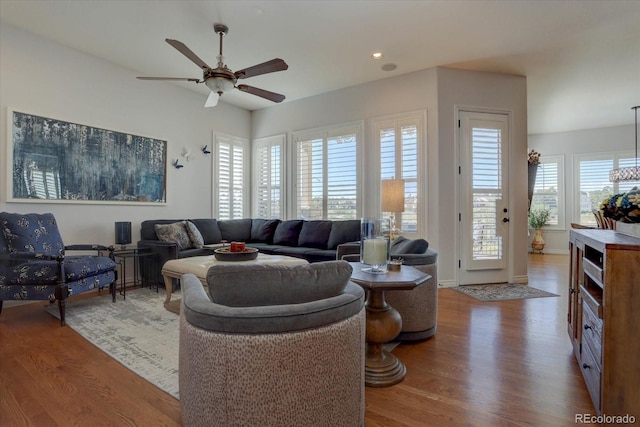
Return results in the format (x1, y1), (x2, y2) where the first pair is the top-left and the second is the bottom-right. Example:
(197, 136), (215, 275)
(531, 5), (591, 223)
(502, 218), (510, 223)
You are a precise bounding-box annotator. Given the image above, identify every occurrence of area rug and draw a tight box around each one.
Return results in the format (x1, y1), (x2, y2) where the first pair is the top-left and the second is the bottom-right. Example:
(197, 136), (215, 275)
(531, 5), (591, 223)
(450, 283), (559, 302)
(45, 288), (180, 399)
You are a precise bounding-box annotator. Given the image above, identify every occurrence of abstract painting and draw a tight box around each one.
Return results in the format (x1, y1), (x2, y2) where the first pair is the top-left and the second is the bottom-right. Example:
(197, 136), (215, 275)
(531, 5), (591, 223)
(7, 110), (166, 204)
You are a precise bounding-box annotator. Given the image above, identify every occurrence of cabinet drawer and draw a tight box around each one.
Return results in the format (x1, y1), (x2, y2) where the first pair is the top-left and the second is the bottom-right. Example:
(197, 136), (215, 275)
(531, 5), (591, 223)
(580, 284), (603, 318)
(580, 342), (602, 414)
(581, 291), (603, 337)
(583, 258), (603, 286)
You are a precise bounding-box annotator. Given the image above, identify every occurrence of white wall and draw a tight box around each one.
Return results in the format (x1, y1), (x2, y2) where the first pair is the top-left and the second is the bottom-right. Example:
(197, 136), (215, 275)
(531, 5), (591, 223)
(252, 66), (528, 286)
(528, 124), (634, 253)
(0, 24), (251, 245)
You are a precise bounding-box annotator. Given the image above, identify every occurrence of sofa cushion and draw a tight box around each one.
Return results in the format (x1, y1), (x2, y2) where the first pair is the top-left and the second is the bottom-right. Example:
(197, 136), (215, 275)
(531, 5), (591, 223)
(250, 219), (281, 243)
(185, 221), (204, 248)
(155, 221), (192, 250)
(273, 220), (303, 246)
(0, 212), (64, 256)
(207, 260), (353, 307)
(218, 219), (252, 242)
(327, 220), (361, 249)
(298, 220), (333, 249)
(189, 219), (222, 244)
(390, 236), (429, 254)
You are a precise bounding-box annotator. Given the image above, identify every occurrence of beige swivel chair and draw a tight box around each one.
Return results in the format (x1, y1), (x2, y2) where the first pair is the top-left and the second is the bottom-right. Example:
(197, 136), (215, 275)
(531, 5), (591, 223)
(179, 261), (366, 427)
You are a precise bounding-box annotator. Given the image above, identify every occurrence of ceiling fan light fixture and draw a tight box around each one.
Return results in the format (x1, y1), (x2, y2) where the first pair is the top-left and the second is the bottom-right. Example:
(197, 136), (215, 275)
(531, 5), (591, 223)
(205, 76), (235, 94)
(610, 105), (640, 183)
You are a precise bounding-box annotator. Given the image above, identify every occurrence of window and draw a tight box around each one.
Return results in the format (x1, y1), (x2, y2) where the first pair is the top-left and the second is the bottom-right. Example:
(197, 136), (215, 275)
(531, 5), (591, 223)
(530, 155), (564, 229)
(253, 135), (284, 218)
(213, 133), (248, 220)
(374, 112), (424, 236)
(575, 152), (639, 226)
(292, 123), (361, 220)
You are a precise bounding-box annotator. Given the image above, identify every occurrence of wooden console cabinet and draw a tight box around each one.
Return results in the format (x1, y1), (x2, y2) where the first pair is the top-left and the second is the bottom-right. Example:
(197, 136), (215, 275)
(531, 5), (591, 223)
(568, 229), (640, 418)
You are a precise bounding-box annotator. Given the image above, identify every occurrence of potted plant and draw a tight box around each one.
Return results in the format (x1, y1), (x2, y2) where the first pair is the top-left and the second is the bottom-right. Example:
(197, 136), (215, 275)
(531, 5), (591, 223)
(529, 207), (550, 253)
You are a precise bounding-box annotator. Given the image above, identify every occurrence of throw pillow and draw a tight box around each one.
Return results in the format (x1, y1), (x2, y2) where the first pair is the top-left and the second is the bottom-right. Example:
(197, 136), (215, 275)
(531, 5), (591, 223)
(272, 220), (303, 246)
(185, 221), (204, 248)
(207, 261), (353, 307)
(155, 221), (192, 250)
(250, 219), (281, 243)
(390, 236), (428, 254)
(298, 220), (332, 248)
(0, 212), (65, 256)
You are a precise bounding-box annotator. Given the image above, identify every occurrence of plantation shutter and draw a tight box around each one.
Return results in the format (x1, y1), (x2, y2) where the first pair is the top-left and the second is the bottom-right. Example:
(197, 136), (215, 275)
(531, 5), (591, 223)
(254, 137), (283, 218)
(215, 134), (247, 220)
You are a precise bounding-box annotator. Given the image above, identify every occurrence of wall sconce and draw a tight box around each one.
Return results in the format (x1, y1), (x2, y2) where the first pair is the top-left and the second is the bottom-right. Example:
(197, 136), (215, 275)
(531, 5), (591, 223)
(115, 221), (132, 250)
(381, 178), (405, 240)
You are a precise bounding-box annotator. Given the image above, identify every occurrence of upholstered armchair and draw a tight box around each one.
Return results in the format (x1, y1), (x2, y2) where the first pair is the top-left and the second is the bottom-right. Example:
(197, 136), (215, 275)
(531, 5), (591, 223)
(0, 212), (117, 325)
(337, 236), (439, 341)
(179, 261), (365, 427)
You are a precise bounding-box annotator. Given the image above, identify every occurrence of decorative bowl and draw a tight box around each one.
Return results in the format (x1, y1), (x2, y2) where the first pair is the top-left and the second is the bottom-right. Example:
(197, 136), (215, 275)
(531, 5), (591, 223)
(214, 247), (259, 261)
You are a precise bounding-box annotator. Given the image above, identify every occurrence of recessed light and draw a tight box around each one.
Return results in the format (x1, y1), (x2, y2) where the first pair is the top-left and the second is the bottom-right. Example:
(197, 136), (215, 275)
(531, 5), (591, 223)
(381, 63), (397, 72)
(371, 52), (383, 60)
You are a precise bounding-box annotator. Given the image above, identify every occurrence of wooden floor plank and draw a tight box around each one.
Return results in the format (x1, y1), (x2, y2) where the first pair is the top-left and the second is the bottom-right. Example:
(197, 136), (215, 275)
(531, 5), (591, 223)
(0, 254), (593, 426)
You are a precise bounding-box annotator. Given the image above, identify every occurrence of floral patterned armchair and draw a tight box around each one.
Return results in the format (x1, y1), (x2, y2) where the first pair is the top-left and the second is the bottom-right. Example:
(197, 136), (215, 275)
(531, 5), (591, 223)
(0, 212), (117, 326)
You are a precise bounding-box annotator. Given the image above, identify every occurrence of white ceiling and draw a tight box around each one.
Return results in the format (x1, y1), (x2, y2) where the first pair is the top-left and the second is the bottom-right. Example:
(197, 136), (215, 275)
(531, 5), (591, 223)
(1, 0), (639, 134)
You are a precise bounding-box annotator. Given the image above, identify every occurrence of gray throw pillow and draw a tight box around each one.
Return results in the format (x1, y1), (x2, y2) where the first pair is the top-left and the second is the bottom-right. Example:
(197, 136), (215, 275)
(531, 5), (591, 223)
(155, 221), (192, 250)
(185, 221), (204, 248)
(298, 220), (332, 248)
(390, 236), (429, 254)
(250, 219), (281, 243)
(207, 261), (353, 307)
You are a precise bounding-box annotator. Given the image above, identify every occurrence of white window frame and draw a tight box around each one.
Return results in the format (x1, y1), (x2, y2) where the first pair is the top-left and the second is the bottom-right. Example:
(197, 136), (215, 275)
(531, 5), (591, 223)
(531, 154), (565, 230)
(290, 121), (363, 220)
(372, 110), (427, 238)
(212, 132), (249, 220)
(252, 134), (285, 218)
(573, 150), (639, 226)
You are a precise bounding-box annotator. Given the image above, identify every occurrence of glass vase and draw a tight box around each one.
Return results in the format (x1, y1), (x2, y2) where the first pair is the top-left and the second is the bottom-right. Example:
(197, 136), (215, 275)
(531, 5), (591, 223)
(360, 217), (390, 274)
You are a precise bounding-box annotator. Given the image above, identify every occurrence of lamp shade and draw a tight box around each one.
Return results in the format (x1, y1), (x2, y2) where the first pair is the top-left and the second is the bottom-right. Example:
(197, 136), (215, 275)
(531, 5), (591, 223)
(115, 221), (132, 246)
(381, 179), (405, 212)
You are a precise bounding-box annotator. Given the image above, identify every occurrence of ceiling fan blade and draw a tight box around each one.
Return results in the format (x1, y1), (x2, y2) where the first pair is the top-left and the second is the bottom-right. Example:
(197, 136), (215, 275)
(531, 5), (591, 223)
(165, 39), (211, 70)
(137, 77), (201, 82)
(234, 58), (288, 79)
(237, 84), (285, 103)
(205, 91), (219, 107)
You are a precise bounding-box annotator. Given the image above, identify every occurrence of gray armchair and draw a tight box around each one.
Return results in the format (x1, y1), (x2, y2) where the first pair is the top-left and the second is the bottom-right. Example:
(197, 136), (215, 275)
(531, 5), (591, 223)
(179, 261), (365, 427)
(337, 236), (438, 341)
(0, 212), (117, 325)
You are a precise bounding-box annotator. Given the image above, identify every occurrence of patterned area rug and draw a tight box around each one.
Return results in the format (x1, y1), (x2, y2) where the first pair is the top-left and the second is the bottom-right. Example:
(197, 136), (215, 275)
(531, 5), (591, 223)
(45, 288), (180, 398)
(450, 283), (559, 301)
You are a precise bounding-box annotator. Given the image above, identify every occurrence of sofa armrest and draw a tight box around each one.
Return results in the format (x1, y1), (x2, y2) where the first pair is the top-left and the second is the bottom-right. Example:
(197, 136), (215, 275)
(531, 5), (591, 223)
(336, 242), (361, 260)
(137, 240), (179, 285)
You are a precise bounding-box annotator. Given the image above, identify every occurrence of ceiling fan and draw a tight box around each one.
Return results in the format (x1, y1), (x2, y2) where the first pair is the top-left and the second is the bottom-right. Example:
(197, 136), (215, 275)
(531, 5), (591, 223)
(137, 23), (288, 107)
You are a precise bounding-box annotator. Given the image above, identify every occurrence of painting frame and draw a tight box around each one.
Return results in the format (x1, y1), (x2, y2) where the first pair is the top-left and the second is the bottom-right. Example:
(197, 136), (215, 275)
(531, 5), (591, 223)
(6, 109), (167, 205)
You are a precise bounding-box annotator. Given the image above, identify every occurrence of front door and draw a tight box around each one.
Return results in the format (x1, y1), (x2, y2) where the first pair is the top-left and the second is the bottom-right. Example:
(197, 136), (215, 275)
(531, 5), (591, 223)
(458, 111), (510, 285)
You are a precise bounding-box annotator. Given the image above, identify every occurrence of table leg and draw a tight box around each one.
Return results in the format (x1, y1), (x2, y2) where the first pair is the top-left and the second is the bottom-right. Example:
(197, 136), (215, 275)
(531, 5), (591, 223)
(364, 288), (406, 387)
(163, 274), (173, 304)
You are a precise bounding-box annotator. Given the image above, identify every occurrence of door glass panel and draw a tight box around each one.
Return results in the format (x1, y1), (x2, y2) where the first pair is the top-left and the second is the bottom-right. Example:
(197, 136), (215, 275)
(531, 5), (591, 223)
(471, 127), (502, 261)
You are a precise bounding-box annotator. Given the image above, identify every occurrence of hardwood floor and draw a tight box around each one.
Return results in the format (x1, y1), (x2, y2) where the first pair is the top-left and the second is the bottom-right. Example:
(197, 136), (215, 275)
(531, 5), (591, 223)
(0, 254), (593, 426)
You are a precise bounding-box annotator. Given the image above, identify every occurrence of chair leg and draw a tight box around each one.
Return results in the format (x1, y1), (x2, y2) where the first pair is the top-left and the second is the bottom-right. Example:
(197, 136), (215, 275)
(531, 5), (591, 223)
(0, 300), (3, 315)
(54, 285), (69, 327)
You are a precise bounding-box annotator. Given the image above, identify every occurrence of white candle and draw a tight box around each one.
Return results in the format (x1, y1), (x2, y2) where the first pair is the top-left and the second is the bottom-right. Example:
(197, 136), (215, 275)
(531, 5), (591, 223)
(363, 238), (388, 265)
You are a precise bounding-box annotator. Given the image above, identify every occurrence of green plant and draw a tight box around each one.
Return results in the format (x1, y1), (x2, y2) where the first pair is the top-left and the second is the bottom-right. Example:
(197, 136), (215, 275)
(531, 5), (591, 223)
(529, 207), (550, 229)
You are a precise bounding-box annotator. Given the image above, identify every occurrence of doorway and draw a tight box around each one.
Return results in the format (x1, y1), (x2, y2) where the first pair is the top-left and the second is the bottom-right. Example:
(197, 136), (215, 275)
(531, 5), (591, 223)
(458, 111), (510, 285)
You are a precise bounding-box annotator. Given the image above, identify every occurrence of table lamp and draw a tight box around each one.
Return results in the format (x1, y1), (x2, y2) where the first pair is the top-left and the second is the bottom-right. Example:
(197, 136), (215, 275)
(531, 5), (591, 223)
(115, 221), (132, 250)
(381, 178), (405, 240)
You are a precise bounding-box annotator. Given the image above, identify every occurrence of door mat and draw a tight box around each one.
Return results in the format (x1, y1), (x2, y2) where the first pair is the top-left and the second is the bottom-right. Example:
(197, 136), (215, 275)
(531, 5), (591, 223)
(450, 283), (559, 301)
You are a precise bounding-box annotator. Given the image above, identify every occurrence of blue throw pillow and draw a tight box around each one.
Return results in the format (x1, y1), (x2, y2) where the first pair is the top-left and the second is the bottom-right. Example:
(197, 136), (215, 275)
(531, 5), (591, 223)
(298, 220), (332, 249)
(250, 219), (281, 243)
(273, 220), (303, 246)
